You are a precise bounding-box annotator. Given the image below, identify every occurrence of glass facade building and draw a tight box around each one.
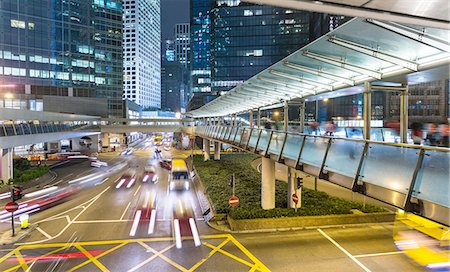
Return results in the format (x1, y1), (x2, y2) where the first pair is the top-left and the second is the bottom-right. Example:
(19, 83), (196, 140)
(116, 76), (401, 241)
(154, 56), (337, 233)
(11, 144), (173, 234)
(190, 0), (214, 93)
(93, 0), (123, 117)
(0, 0), (95, 97)
(123, 0), (161, 109)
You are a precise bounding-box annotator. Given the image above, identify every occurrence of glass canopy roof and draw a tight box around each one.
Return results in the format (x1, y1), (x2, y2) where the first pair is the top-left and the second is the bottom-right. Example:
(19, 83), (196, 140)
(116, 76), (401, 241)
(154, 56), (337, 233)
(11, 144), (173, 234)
(189, 18), (449, 118)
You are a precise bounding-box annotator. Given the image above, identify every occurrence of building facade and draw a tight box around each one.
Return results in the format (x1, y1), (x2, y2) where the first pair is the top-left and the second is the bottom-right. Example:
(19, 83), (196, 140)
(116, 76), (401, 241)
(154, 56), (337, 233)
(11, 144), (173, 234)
(0, 0), (96, 100)
(190, 0), (214, 94)
(93, 0), (123, 117)
(161, 60), (187, 112)
(123, 0), (161, 108)
(174, 23), (190, 67)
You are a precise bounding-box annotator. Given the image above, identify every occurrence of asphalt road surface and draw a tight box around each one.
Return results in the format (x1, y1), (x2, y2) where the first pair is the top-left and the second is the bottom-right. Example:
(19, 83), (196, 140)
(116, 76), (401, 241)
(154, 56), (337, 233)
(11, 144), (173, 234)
(0, 137), (425, 271)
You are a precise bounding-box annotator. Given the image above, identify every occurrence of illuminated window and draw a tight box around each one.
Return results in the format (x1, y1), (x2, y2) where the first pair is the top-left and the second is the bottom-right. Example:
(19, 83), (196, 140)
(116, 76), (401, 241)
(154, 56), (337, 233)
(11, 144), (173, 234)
(10, 19), (25, 29)
(28, 22), (35, 30)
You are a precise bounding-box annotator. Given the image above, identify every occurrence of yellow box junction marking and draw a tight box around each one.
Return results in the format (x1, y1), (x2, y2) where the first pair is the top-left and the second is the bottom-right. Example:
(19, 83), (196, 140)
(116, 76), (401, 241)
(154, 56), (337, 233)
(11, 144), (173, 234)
(0, 234), (270, 272)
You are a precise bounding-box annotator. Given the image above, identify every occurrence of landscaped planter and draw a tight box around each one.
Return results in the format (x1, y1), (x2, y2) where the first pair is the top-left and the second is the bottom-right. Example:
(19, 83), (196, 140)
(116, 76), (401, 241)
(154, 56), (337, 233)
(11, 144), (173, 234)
(227, 212), (395, 231)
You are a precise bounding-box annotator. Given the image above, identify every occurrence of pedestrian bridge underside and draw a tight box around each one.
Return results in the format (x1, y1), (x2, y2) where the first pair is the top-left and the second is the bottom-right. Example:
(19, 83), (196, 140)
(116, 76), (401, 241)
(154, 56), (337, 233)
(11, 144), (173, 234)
(195, 125), (449, 226)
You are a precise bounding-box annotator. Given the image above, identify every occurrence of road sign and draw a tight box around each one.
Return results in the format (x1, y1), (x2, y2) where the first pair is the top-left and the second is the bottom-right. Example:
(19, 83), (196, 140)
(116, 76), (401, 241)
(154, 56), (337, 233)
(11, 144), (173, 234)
(292, 193), (299, 205)
(229, 196), (239, 207)
(5, 202), (19, 213)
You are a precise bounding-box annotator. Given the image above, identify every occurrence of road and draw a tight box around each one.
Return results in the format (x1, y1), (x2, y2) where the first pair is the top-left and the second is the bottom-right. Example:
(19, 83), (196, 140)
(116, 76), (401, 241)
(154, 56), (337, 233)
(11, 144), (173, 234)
(0, 137), (424, 271)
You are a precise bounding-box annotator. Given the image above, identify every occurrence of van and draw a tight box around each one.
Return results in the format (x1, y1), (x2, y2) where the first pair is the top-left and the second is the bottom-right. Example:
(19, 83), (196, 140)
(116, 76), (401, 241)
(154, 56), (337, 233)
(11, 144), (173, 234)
(169, 159), (190, 191)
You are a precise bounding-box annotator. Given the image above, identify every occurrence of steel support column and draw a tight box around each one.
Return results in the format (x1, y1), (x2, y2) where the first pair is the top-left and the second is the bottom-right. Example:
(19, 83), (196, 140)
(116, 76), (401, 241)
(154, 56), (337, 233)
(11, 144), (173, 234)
(299, 100), (305, 133)
(257, 109), (261, 128)
(283, 101), (289, 132)
(249, 110), (253, 128)
(363, 81), (372, 140)
(400, 85), (409, 144)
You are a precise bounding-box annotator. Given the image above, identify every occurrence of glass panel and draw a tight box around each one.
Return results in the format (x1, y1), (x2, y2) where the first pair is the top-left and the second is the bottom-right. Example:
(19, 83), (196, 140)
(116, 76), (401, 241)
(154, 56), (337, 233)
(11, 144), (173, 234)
(256, 130), (271, 151)
(248, 129), (260, 148)
(268, 131), (285, 156)
(299, 136), (329, 167)
(281, 133), (303, 160)
(359, 144), (418, 194)
(15, 124), (24, 135)
(22, 124), (31, 134)
(414, 149), (450, 208)
(211, 126), (217, 138)
(220, 127), (227, 140)
(30, 124), (37, 134)
(346, 128), (363, 139)
(240, 128), (251, 146)
(4, 125), (15, 136)
(0, 125), (5, 137)
(228, 127), (237, 141)
(324, 139), (365, 177)
(234, 127), (243, 144)
(333, 127), (347, 138)
(42, 125), (48, 133)
(370, 128), (384, 141)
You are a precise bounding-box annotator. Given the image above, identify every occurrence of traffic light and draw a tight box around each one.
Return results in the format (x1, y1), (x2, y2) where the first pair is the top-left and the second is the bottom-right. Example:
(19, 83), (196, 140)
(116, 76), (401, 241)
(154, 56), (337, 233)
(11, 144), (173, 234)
(296, 177), (303, 189)
(12, 186), (23, 201)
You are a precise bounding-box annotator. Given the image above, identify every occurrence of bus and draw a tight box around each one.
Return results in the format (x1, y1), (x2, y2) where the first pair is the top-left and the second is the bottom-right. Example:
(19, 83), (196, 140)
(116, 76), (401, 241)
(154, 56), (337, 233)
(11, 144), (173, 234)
(169, 159), (190, 191)
(394, 211), (449, 271)
(154, 135), (163, 146)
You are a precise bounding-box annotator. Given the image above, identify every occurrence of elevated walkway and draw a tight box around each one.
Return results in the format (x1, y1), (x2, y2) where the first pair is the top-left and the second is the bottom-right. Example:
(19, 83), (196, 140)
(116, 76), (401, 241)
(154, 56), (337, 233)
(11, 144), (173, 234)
(195, 126), (449, 226)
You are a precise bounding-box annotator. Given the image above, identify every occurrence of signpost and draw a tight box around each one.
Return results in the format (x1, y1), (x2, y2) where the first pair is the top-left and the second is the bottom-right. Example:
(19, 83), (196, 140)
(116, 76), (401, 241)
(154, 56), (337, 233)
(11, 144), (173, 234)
(5, 201), (19, 237)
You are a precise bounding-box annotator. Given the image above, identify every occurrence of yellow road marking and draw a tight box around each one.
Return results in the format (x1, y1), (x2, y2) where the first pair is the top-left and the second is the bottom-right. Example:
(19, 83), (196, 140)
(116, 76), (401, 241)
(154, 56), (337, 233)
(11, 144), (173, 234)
(0, 249), (17, 264)
(203, 241), (255, 268)
(4, 246), (69, 272)
(248, 265), (259, 272)
(137, 241), (187, 271)
(129, 242), (175, 272)
(228, 235), (271, 272)
(188, 238), (230, 272)
(14, 248), (29, 272)
(74, 244), (109, 272)
(68, 242), (127, 272)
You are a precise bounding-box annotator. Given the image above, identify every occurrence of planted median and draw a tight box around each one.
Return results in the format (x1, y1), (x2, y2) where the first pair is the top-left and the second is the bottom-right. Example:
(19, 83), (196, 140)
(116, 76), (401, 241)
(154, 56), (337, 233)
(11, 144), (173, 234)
(193, 154), (386, 222)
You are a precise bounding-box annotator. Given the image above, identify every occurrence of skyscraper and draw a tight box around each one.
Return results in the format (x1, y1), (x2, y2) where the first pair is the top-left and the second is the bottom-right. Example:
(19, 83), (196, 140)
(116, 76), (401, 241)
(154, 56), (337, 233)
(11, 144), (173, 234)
(93, 0), (123, 117)
(123, 0), (161, 108)
(210, 3), (318, 94)
(174, 23), (191, 67)
(190, 0), (214, 94)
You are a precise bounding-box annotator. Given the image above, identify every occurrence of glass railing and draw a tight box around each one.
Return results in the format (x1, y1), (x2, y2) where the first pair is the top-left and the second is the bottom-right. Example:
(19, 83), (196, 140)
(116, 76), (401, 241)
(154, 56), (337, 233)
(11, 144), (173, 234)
(0, 123), (91, 137)
(194, 126), (450, 218)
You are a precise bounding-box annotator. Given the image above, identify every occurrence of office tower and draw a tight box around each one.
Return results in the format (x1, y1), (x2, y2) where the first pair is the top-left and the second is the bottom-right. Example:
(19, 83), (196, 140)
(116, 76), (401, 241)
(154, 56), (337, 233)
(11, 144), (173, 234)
(190, 0), (214, 94)
(123, 0), (161, 108)
(93, 0), (123, 117)
(174, 23), (191, 67)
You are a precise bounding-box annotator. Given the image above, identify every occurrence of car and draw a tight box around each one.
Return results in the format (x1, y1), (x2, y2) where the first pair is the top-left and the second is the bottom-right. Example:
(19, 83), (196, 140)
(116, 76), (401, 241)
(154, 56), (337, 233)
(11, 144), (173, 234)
(116, 171), (136, 189)
(143, 165), (158, 183)
(90, 160), (108, 168)
(159, 159), (172, 170)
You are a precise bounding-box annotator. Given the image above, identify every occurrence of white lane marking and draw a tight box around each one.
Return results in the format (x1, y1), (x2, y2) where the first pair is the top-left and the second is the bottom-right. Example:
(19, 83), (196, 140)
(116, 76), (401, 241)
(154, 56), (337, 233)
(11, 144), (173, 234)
(36, 227), (52, 239)
(116, 179), (126, 189)
(318, 229), (372, 272)
(148, 209), (156, 235)
(189, 217), (201, 247)
(65, 173), (74, 178)
(95, 177), (109, 186)
(354, 251), (403, 258)
(133, 184), (142, 196)
(73, 219), (131, 223)
(66, 215), (71, 224)
(120, 201), (132, 220)
(174, 219), (182, 249)
(129, 210), (142, 236)
(16, 186), (110, 245)
(126, 178), (136, 189)
(0, 192), (11, 200)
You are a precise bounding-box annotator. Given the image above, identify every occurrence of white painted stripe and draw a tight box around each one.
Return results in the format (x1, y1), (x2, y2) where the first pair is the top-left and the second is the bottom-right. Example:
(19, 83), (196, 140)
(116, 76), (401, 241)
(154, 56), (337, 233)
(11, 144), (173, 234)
(0, 192), (11, 200)
(120, 201), (132, 220)
(116, 178), (126, 189)
(73, 219), (131, 223)
(129, 210), (142, 237)
(36, 227), (52, 239)
(148, 209), (156, 235)
(133, 184), (141, 196)
(126, 178), (136, 189)
(354, 251), (403, 258)
(189, 218), (201, 247)
(318, 229), (372, 272)
(174, 219), (182, 249)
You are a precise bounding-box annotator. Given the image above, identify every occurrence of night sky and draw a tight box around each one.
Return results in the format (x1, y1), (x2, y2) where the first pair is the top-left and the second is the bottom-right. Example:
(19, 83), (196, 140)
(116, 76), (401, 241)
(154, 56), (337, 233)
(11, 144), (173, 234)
(160, 0), (190, 40)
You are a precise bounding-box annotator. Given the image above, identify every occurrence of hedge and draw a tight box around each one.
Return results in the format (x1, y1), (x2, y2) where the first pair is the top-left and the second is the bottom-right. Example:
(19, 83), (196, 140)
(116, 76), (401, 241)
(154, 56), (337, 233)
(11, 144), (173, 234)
(11, 158), (49, 184)
(193, 154), (384, 220)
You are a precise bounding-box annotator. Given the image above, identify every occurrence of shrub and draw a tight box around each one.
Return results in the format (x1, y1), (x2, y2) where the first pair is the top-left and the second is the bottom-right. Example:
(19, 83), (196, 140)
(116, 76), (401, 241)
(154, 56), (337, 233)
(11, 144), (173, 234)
(193, 154), (384, 220)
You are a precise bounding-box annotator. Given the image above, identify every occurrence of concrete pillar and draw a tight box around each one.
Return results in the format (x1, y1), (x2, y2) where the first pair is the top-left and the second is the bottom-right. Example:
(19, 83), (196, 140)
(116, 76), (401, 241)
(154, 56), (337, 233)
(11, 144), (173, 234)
(400, 85), (409, 144)
(68, 87), (73, 97)
(299, 100), (305, 133)
(203, 138), (210, 161)
(315, 100), (319, 122)
(1, 148), (13, 182)
(261, 157), (275, 210)
(257, 109), (261, 128)
(283, 101), (289, 132)
(214, 141), (221, 160)
(363, 81), (372, 140)
(249, 110), (253, 128)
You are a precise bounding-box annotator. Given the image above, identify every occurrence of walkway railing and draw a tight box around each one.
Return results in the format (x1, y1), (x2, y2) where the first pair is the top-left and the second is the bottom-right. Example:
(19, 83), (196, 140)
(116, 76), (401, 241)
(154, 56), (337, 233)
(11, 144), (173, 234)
(195, 125), (450, 226)
(0, 123), (91, 137)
